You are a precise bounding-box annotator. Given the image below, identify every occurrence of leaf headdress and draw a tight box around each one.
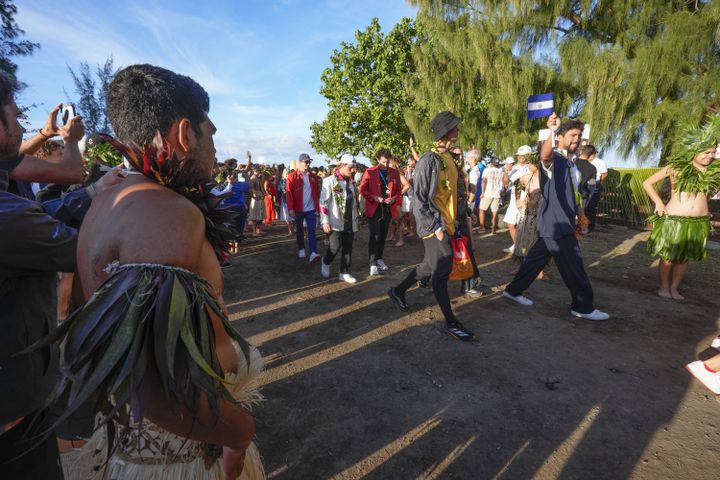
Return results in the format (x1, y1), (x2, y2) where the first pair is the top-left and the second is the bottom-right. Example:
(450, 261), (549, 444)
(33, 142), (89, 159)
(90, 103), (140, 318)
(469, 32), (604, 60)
(667, 116), (720, 195)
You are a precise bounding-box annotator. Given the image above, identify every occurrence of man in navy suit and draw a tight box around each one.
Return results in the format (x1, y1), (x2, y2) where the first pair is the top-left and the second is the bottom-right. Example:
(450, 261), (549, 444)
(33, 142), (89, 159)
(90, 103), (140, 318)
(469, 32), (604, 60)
(503, 113), (609, 321)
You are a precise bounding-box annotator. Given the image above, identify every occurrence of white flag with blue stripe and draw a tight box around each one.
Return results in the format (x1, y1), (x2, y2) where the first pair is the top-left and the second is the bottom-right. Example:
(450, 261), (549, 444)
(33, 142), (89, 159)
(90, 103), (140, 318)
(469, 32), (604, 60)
(527, 93), (554, 120)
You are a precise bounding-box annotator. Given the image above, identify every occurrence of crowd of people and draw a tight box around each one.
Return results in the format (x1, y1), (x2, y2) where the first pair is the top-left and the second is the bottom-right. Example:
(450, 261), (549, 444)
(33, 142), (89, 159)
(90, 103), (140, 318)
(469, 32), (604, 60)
(1, 60), (719, 480)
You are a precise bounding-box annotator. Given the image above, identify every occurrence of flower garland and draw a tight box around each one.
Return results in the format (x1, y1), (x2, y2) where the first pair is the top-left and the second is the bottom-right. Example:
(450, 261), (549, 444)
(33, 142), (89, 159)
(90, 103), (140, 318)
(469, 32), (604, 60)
(332, 171), (353, 214)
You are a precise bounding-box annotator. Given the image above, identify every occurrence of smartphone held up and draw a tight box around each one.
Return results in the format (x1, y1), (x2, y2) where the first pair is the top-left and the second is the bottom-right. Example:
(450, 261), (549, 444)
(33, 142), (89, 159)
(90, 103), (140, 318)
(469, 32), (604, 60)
(61, 103), (76, 125)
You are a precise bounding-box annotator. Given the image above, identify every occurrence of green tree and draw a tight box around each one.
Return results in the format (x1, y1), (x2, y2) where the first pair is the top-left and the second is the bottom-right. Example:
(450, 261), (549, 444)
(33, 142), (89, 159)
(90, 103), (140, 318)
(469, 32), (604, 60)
(67, 57), (117, 134)
(0, 1), (38, 76)
(408, 0), (720, 164)
(310, 18), (422, 160)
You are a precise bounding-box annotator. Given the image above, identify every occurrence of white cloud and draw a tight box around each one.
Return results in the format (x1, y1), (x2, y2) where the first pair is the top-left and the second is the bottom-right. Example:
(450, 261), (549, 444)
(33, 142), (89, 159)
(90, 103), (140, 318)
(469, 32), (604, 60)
(17, 5), (142, 67)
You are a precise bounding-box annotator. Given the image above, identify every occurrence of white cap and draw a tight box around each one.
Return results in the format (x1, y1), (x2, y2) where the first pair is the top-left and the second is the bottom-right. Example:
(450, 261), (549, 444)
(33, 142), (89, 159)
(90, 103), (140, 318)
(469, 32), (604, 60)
(339, 153), (356, 165)
(505, 156), (515, 164)
(515, 145), (532, 156)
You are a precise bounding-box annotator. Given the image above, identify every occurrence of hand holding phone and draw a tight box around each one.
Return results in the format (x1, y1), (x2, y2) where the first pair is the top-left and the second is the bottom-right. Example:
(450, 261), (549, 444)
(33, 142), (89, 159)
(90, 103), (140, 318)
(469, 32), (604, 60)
(61, 104), (76, 125)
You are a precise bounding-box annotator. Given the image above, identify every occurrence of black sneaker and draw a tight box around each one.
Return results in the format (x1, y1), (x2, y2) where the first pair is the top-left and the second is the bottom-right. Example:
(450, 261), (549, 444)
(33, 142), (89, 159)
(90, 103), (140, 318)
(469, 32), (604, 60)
(387, 288), (409, 312)
(445, 321), (475, 341)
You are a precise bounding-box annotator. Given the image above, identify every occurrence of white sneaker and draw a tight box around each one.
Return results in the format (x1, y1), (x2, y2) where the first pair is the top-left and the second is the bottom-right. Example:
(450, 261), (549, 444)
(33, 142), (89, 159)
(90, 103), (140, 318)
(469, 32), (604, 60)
(298, 249), (306, 259)
(376, 259), (389, 271)
(370, 265), (380, 276)
(711, 336), (720, 352)
(321, 261), (330, 278)
(502, 245), (515, 254)
(502, 291), (533, 306)
(308, 252), (321, 263)
(570, 309), (610, 321)
(339, 273), (357, 284)
(687, 360), (720, 394)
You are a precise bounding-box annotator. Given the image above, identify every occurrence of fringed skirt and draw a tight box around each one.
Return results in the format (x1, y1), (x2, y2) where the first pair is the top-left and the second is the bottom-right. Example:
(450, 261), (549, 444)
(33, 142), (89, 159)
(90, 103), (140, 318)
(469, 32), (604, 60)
(45, 262), (265, 479)
(647, 214), (711, 262)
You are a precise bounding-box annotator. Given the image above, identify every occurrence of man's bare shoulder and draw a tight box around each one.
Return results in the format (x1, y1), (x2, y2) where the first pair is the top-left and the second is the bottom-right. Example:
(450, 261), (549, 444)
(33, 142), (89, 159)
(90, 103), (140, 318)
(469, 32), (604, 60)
(108, 180), (206, 268)
(113, 180), (203, 224)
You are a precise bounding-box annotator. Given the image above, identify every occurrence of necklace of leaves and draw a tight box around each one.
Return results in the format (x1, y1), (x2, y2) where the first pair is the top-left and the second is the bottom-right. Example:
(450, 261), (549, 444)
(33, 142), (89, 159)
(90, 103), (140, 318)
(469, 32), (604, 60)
(432, 147), (455, 190)
(669, 158), (720, 196)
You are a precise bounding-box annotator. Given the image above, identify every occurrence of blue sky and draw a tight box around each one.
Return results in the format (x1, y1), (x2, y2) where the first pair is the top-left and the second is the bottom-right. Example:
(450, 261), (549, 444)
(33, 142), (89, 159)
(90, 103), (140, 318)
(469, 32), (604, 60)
(14, 0), (417, 164)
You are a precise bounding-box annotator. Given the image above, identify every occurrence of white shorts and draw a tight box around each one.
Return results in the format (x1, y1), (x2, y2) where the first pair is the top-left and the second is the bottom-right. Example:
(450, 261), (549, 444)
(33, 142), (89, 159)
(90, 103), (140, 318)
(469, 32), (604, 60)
(479, 196), (500, 213)
(504, 202), (520, 225)
(401, 195), (412, 213)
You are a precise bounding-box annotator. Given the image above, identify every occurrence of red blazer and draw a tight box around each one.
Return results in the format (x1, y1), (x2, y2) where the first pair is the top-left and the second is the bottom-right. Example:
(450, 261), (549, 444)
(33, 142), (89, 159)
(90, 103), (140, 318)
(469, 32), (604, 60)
(286, 170), (320, 212)
(360, 165), (403, 219)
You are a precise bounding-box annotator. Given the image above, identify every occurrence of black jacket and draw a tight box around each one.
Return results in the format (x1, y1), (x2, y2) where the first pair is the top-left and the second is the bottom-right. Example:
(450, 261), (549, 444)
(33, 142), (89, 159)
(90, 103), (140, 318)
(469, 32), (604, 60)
(412, 150), (465, 238)
(0, 178), (90, 425)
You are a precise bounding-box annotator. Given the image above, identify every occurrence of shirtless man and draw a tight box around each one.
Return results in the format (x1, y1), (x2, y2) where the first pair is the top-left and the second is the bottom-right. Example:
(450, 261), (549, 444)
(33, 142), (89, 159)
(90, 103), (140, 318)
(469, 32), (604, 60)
(642, 118), (720, 300)
(72, 65), (254, 478)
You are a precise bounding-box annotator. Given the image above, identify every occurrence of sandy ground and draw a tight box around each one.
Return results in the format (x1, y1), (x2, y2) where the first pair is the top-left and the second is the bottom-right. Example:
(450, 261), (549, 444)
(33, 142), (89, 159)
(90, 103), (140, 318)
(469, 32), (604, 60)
(223, 222), (720, 480)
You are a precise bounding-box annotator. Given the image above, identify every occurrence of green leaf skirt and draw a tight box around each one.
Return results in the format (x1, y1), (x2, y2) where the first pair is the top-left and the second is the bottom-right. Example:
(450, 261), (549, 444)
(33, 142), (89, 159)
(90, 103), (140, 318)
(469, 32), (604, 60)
(647, 214), (712, 263)
(27, 262), (253, 434)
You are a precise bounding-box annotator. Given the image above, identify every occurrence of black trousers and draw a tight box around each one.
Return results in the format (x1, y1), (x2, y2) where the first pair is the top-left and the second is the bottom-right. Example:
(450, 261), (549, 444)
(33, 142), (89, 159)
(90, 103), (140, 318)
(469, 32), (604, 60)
(584, 185), (603, 232)
(0, 411), (63, 480)
(323, 229), (354, 273)
(505, 234), (594, 313)
(368, 206), (391, 265)
(395, 235), (456, 323)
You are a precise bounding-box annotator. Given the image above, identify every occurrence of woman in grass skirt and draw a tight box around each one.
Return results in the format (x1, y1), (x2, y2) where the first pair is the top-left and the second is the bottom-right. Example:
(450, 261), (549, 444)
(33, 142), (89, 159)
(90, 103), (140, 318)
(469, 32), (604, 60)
(642, 116), (720, 300)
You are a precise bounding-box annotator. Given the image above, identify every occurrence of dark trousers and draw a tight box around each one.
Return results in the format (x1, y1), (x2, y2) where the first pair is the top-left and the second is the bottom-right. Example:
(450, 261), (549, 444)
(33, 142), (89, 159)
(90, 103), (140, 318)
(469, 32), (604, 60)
(323, 229), (354, 273)
(0, 411), (63, 480)
(395, 235), (456, 323)
(295, 210), (317, 253)
(584, 185), (603, 232)
(505, 234), (594, 313)
(368, 206), (391, 265)
(368, 205), (392, 265)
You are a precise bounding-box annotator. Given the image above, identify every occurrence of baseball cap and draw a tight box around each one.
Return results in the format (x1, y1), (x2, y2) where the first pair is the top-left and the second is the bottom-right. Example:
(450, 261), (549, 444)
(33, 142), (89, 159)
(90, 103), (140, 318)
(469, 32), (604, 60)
(515, 145), (533, 156)
(505, 157), (515, 165)
(298, 153), (312, 163)
(490, 157), (500, 165)
(339, 153), (356, 165)
(430, 111), (462, 141)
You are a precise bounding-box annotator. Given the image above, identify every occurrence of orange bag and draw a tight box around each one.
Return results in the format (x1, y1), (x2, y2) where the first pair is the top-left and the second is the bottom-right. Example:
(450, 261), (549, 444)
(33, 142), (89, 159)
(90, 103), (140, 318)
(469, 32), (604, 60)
(449, 235), (473, 281)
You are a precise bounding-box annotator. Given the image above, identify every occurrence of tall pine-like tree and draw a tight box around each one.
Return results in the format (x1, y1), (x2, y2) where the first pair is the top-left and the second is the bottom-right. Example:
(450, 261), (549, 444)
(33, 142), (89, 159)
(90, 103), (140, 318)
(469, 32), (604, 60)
(408, 0), (720, 164)
(0, 1), (38, 76)
(67, 57), (117, 134)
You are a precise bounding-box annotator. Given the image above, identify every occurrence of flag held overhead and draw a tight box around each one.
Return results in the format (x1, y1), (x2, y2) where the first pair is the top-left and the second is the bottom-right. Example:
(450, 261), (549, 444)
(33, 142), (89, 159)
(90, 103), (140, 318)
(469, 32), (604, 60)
(527, 93), (554, 120)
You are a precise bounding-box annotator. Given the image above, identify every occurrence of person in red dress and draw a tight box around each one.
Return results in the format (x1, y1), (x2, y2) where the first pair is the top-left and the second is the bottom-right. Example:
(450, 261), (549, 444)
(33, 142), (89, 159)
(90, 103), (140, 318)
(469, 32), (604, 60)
(264, 174), (276, 224)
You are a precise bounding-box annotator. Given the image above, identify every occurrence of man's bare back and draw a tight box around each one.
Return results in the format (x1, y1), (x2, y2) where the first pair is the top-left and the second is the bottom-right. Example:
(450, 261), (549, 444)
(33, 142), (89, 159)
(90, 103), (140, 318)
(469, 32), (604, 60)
(77, 175), (237, 372)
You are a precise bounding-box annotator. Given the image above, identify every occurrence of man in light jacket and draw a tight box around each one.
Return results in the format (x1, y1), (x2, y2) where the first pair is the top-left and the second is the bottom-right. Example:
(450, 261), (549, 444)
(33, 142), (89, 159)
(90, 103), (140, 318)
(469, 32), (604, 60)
(319, 154), (359, 283)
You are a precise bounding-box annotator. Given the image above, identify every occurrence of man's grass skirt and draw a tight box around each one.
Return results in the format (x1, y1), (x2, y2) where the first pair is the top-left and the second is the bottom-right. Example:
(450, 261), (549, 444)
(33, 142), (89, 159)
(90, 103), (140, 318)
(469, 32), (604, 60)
(647, 214), (712, 262)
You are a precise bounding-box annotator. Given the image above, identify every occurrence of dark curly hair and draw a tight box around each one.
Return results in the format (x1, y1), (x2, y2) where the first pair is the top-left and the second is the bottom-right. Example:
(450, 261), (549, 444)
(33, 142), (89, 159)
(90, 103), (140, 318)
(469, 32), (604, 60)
(556, 120), (585, 137)
(107, 64), (209, 145)
(0, 71), (18, 126)
(375, 148), (392, 160)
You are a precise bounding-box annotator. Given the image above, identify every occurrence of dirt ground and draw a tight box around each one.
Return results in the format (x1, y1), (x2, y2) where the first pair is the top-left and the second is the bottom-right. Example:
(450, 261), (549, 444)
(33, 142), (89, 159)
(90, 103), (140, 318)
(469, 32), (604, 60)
(223, 221), (720, 480)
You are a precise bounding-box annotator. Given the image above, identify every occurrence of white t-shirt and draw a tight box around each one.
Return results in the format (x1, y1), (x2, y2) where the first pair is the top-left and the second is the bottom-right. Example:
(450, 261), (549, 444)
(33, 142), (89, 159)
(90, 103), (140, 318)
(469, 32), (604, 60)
(468, 166), (481, 190)
(302, 172), (315, 212)
(481, 166), (504, 198)
(592, 158), (607, 180)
